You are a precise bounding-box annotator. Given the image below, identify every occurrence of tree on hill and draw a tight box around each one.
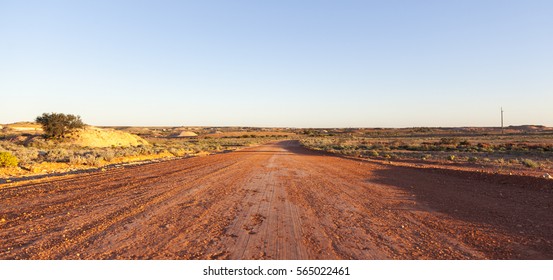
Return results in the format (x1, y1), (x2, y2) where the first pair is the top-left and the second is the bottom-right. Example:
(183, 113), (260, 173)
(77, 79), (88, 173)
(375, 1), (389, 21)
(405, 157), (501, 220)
(35, 112), (85, 138)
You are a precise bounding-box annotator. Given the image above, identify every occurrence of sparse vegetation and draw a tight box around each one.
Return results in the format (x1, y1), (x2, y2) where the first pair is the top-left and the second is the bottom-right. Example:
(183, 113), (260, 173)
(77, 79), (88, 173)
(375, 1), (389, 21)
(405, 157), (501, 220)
(0, 123), (294, 178)
(3, 124), (552, 178)
(0, 152), (19, 167)
(299, 127), (553, 175)
(521, 159), (539, 168)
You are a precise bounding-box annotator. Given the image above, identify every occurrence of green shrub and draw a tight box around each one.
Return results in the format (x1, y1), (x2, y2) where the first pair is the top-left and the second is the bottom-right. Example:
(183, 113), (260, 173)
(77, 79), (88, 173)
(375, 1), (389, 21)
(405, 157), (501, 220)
(521, 159), (539, 168)
(36, 112), (85, 138)
(0, 151), (19, 167)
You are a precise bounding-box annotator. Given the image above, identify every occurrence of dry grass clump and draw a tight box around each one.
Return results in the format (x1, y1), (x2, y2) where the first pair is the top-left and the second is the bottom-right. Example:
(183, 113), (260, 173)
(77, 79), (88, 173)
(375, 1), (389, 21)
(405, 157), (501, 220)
(521, 158), (539, 168)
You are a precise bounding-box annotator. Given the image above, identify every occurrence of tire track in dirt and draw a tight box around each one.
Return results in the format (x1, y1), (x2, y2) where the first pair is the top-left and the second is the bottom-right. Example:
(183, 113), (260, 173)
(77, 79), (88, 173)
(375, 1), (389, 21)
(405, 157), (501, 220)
(1, 140), (552, 259)
(222, 152), (308, 259)
(39, 159), (242, 259)
(282, 152), (483, 259)
(0, 154), (243, 259)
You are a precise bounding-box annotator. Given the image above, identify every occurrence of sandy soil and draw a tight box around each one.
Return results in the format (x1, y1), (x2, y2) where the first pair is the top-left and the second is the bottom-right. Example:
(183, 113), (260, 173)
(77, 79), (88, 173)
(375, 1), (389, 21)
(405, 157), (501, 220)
(1, 141), (552, 259)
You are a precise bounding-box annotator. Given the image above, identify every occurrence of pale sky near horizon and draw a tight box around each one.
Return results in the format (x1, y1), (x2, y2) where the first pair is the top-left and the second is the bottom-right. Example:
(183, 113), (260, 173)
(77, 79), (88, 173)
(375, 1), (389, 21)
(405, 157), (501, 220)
(1, 0), (552, 128)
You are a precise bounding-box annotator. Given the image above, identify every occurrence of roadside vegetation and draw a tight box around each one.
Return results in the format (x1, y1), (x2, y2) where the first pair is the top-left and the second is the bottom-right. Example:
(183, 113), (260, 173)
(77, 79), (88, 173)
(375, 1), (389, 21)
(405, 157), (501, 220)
(299, 127), (553, 173)
(0, 135), (290, 178)
(3, 115), (551, 179)
(0, 113), (294, 179)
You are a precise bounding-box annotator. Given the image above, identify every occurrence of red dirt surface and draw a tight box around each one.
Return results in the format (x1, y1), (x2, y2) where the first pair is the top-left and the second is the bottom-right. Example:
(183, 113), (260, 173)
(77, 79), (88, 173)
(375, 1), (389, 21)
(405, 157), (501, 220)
(1, 141), (552, 259)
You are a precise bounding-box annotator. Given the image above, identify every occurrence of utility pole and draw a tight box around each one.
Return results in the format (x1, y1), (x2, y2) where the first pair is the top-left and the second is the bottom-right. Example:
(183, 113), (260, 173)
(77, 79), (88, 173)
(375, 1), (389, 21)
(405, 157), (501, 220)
(501, 107), (504, 134)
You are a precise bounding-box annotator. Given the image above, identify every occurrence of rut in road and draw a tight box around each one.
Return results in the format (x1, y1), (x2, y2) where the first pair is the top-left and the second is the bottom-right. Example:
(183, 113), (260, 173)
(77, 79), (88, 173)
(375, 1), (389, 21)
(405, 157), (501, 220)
(1, 141), (552, 259)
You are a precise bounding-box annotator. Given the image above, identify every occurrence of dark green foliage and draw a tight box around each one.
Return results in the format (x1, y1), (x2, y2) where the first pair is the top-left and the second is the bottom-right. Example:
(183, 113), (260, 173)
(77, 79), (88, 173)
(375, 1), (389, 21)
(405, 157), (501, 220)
(36, 113), (85, 139)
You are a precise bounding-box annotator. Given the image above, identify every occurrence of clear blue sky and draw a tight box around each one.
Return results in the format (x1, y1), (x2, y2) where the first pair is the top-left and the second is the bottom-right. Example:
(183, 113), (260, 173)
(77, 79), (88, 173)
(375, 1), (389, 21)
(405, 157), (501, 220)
(1, 0), (552, 127)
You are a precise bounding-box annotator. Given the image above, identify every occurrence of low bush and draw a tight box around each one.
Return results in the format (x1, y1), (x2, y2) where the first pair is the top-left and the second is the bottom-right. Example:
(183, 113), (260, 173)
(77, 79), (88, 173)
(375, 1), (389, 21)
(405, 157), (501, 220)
(14, 148), (40, 164)
(521, 158), (539, 168)
(168, 148), (187, 157)
(85, 154), (102, 166)
(69, 155), (86, 165)
(0, 151), (19, 167)
(98, 150), (115, 162)
(44, 149), (71, 162)
(439, 137), (459, 145)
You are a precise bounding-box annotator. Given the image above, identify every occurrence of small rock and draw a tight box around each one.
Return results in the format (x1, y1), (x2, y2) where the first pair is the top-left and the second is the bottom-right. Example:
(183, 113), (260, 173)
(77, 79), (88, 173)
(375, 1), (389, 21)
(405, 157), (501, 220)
(543, 173), (552, 179)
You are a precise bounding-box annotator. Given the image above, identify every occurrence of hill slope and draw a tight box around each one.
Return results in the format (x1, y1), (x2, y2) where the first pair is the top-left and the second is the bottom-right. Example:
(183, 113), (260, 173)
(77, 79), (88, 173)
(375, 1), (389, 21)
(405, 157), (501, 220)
(69, 127), (149, 147)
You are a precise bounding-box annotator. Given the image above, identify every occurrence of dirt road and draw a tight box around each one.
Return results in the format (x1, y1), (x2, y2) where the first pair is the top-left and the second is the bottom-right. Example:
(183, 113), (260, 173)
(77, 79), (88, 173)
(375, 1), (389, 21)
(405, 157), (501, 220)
(1, 141), (552, 259)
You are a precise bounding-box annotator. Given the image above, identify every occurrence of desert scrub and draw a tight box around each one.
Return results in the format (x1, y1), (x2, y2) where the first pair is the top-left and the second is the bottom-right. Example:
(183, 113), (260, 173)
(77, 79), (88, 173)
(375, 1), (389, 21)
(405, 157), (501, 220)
(0, 151), (19, 167)
(439, 137), (460, 145)
(368, 150), (379, 157)
(13, 148), (40, 164)
(69, 155), (86, 165)
(84, 154), (102, 166)
(448, 155), (456, 161)
(97, 150), (115, 162)
(168, 147), (187, 157)
(521, 158), (539, 168)
(44, 149), (71, 162)
(0, 142), (40, 165)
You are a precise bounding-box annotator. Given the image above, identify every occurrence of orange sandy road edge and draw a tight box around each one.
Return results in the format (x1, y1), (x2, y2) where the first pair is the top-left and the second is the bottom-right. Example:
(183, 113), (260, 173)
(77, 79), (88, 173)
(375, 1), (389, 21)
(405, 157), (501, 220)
(0, 141), (552, 259)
